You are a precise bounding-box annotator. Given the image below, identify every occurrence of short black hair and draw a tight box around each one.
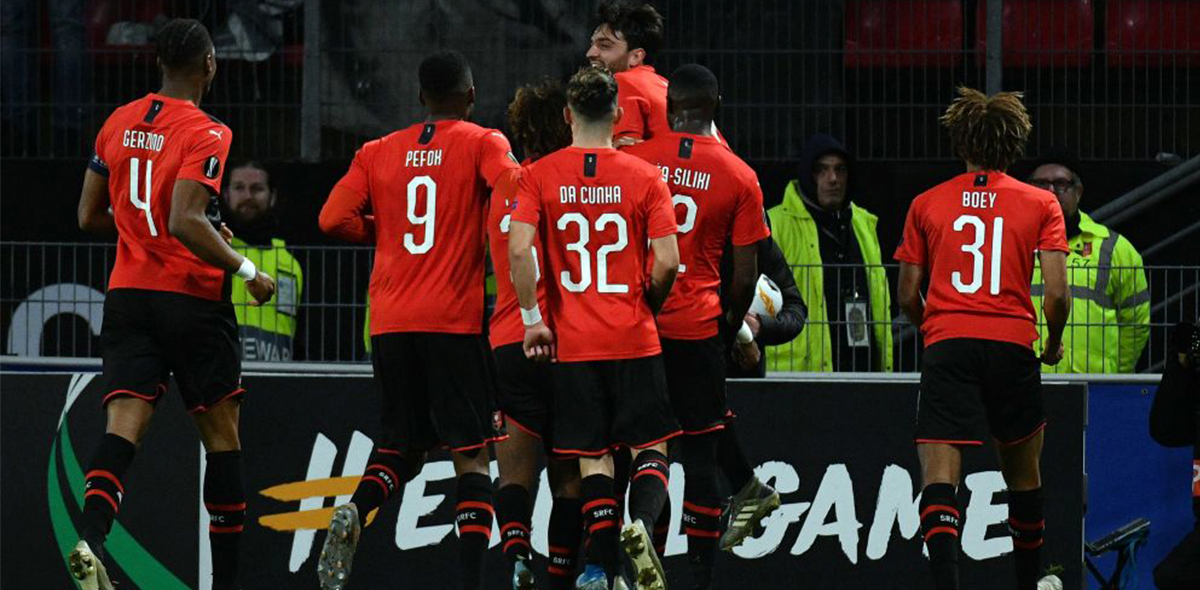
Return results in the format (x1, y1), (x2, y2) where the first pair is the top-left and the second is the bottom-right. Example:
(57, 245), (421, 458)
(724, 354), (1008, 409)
(597, 1), (664, 61)
(418, 50), (473, 101)
(155, 18), (212, 73)
(667, 64), (719, 108)
(567, 66), (619, 122)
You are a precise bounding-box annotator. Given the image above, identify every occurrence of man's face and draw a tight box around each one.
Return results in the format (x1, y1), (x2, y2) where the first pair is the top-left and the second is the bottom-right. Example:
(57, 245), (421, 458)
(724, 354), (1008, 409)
(813, 153), (849, 210)
(1028, 164), (1082, 218)
(587, 24), (634, 72)
(225, 166), (273, 225)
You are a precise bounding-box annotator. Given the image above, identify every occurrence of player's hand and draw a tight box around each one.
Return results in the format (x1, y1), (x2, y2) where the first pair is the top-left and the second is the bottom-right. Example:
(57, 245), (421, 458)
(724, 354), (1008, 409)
(246, 271), (276, 306)
(614, 136), (643, 148)
(733, 340), (761, 370)
(744, 313), (762, 337)
(1040, 339), (1064, 366)
(219, 223), (234, 245)
(523, 322), (556, 362)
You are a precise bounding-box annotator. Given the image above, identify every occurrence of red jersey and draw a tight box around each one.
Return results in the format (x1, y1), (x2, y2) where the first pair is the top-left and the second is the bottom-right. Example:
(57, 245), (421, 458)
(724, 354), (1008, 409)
(332, 119), (518, 335)
(487, 166), (548, 349)
(613, 65), (671, 141)
(91, 93), (233, 301)
(512, 146), (677, 361)
(624, 133), (770, 339)
(894, 171), (1069, 348)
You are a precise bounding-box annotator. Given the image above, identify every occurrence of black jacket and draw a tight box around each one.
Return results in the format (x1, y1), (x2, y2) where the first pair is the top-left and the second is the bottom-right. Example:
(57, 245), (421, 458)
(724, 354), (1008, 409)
(1149, 340), (1199, 521)
(722, 235), (808, 378)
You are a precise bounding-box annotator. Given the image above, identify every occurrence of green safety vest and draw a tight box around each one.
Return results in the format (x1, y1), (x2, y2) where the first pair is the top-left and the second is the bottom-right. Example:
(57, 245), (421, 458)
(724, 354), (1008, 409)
(231, 237), (303, 361)
(1031, 212), (1149, 373)
(765, 181), (893, 372)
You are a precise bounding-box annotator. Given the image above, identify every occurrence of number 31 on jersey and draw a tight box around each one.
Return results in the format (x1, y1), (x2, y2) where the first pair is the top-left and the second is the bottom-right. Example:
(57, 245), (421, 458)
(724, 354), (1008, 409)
(952, 214), (1003, 295)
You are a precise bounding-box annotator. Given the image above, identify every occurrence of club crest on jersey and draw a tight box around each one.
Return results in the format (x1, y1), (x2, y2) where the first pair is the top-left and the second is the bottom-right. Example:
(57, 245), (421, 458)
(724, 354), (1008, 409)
(204, 156), (222, 179)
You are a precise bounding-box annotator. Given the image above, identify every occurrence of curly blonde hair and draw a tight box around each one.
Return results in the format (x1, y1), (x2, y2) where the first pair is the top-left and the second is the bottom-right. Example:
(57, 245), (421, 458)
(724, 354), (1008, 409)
(940, 86), (1032, 171)
(507, 78), (571, 160)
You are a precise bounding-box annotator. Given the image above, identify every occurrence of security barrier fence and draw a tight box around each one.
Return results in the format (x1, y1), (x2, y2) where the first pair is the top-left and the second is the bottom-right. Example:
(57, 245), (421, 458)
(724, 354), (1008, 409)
(3, 242), (1195, 372)
(2, 0), (1196, 162)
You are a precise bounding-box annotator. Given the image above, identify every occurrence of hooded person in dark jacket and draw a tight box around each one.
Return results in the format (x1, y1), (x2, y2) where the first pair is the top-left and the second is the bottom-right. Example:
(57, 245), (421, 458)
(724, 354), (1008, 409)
(765, 134), (892, 372)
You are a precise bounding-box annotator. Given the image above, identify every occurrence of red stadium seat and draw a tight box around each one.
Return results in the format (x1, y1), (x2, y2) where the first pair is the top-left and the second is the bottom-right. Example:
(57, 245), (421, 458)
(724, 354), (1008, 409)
(1106, 0), (1200, 67)
(974, 0), (1094, 67)
(844, 0), (964, 68)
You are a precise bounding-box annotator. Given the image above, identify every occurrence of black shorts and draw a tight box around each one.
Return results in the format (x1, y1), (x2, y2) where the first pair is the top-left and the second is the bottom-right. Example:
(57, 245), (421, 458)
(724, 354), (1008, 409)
(100, 288), (243, 413)
(551, 355), (681, 456)
(915, 338), (1046, 446)
(493, 342), (555, 440)
(371, 332), (505, 453)
(662, 336), (728, 435)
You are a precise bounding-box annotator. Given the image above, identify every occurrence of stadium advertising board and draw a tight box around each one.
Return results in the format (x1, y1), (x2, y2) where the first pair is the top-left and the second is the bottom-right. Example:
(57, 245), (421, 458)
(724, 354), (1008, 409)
(1, 373), (1085, 589)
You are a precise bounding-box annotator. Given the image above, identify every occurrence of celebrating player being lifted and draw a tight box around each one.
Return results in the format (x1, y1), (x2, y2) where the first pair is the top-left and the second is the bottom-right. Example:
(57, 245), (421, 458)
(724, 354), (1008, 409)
(624, 63), (778, 588)
(489, 78), (584, 590)
(70, 18), (275, 590)
(894, 87), (1072, 590)
(508, 66), (680, 590)
(318, 50), (518, 590)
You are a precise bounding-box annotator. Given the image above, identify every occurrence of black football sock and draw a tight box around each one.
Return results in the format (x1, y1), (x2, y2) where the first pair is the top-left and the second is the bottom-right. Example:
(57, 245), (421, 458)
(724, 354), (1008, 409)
(718, 421), (755, 493)
(81, 433), (137, 558)
(682, 434), (722, 588)
(205, 451), (245, 590)
(613, 448), (632, 527)
(547, 497), (583, 590)
(653, 495), (671, 556)
(455, 472), (494, 590)
(920, 483), (962, 590)
(1008, 488), (1045, 590)
(628, 450), (671, 529)
(581, 474), (619, 575)
(349, 446), (416, 526)
(496, 483), (532, 563)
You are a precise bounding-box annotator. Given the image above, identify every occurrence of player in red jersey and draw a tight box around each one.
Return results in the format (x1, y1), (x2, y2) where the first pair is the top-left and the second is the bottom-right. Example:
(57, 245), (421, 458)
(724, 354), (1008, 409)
(587, 1), (670, 145)
(488, 78), (583, 590)
(317, 50), (518, 590)
(894, 88), (1072, 590)
(70, 19), (275, 590)
(509, 66), (680, 590)
(624, 63), (776, 588)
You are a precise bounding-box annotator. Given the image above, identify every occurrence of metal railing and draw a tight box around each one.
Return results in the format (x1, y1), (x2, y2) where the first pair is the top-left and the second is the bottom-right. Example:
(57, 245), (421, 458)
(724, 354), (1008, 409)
(2, 242), (1196, 373)
(3, 0), (1196, 162)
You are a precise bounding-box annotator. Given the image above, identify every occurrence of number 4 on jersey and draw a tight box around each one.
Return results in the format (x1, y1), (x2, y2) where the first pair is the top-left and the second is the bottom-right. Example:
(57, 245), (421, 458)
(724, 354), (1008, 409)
(129, 157), (158, 236)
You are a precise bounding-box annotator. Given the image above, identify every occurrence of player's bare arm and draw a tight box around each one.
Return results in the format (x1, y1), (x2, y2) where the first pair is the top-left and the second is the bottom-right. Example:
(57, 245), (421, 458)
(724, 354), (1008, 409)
(509, 219), (555, 361)
(725, 244), (758, 329)
(78, 169), (117, 234)
(169, 178), (275, 304)
(646, 233), (679, 316)
(318, 185), (376, 243)
(897, 261), (926, 326)
(1037, 249), (1071, 365)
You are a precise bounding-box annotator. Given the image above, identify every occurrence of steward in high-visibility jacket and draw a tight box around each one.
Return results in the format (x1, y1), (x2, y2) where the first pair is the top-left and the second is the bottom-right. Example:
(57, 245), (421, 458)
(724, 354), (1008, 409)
(223, 162), (303, 361)
(1026, 155), (1149, 373)
(231, 236), (302, 361)
(1031, 212), (1149, 372)
(766, 134), (892, 372)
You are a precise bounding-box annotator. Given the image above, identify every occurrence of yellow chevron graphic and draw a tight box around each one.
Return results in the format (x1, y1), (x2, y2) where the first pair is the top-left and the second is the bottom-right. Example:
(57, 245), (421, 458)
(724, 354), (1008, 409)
(258, 476), (378, 532)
